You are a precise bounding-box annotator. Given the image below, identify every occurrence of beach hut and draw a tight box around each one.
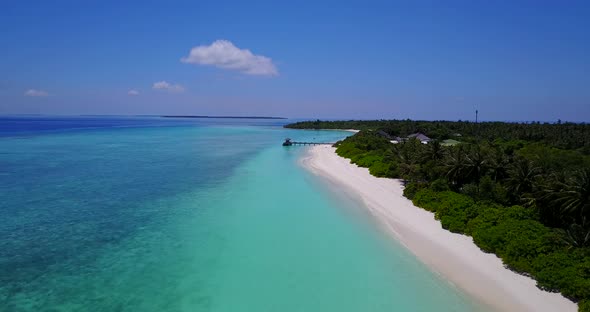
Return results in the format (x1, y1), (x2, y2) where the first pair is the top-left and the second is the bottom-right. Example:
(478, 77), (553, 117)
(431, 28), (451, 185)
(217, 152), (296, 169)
(390, 136), (403, 144)
(408, 133), (431, 144)
(377, 130), (395, 140)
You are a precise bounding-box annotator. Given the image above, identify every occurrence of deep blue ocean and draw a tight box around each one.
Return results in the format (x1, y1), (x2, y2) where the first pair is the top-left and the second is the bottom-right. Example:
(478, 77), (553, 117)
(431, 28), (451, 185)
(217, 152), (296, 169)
(0, 116), (487, 311)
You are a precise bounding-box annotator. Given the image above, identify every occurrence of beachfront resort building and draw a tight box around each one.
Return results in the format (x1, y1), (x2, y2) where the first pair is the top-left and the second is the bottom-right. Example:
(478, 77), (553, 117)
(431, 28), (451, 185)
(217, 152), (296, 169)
(383, 131), (432, 144)
(441, 139), (461, 146)
(407, 133), (431, 144)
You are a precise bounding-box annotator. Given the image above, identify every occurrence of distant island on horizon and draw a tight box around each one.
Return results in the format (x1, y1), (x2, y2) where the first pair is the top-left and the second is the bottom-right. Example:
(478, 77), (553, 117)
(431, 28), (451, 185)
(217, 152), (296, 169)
(161, 115), (287, 120)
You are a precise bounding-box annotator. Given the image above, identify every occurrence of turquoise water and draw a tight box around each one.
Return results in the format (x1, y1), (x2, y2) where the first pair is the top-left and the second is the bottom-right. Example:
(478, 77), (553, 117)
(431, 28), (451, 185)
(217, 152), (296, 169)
(0, 117), (487, 311)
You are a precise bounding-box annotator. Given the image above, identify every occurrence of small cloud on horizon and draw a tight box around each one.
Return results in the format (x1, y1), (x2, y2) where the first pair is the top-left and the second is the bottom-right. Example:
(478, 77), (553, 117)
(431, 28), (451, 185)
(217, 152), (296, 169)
(181, 40), (278, 77)
(152, 81), (184, 93)
(24, 89), (49, 97)
(128, 89), (140, 96)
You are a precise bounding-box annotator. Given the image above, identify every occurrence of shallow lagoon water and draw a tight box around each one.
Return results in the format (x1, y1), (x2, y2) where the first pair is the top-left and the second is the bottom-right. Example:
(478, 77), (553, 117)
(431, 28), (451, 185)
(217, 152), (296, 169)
(0, 117), (488, 311)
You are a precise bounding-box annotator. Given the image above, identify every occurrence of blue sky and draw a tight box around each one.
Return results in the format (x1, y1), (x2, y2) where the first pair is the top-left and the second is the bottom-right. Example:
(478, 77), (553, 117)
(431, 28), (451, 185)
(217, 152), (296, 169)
(1, 1), (589, 121)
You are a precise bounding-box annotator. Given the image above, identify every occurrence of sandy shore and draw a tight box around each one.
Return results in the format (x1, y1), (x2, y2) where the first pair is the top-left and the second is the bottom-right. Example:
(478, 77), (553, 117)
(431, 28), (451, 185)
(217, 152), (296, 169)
(314, 128), (360, 133)
(301, 145), (577, 312)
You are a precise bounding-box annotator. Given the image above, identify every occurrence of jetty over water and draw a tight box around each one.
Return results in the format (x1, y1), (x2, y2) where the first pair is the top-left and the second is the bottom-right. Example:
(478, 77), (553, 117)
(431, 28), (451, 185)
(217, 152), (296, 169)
(282, 138), (334, 146)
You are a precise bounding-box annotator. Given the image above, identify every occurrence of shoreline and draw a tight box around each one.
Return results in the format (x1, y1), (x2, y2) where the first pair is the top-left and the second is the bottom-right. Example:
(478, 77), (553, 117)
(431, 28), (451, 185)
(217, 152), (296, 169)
(301, 145), (577, 312)
(290, 128), (360, 133)
(318, 128), (360, 133)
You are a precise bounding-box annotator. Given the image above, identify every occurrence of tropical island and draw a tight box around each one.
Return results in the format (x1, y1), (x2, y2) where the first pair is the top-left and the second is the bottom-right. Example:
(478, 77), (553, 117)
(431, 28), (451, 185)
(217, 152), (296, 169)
(287, 119), (590, 312)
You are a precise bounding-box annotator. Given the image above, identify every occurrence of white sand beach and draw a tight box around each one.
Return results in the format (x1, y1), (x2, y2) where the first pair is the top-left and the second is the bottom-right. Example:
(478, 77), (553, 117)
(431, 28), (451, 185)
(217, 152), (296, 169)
(314, 129), (360, 133)
(301, 145), (577, 312)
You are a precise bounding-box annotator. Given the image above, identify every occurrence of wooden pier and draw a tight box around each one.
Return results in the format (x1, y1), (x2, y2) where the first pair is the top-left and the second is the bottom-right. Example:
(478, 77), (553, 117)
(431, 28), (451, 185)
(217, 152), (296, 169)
(282, 138), (333, 146)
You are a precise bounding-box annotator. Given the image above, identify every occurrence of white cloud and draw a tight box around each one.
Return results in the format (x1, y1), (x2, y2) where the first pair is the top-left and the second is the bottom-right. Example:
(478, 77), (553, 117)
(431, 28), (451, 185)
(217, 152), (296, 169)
(24, 89), (49, 97)
(181, 40), (278, 76)
(152, 81), (184, 93)
(128, 89), (140, 96)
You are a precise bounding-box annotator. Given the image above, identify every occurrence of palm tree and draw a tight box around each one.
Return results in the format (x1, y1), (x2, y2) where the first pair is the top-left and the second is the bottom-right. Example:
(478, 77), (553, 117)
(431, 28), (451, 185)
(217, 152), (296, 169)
(444, 145), (468, 186)
(488, 146), (509, 182)
(541, 168), (590, 223)
(396, 139), (423, 181)
(506, 157), (541, 198)
(558, 220), (590, 248)
(420, 140), (445, 163)
(463, 144), (489, 183)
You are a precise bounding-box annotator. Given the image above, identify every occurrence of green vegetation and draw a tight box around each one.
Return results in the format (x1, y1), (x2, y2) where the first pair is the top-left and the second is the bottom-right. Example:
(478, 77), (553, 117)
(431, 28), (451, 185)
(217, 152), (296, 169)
(286, 119), (590, 153)
(286, 119), (590, 311)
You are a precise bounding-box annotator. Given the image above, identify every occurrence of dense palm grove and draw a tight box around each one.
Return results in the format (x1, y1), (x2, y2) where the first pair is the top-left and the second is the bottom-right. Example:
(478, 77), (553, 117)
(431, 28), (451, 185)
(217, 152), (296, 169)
(286, 119), (590, 153)
(286, 120), (590, 311)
